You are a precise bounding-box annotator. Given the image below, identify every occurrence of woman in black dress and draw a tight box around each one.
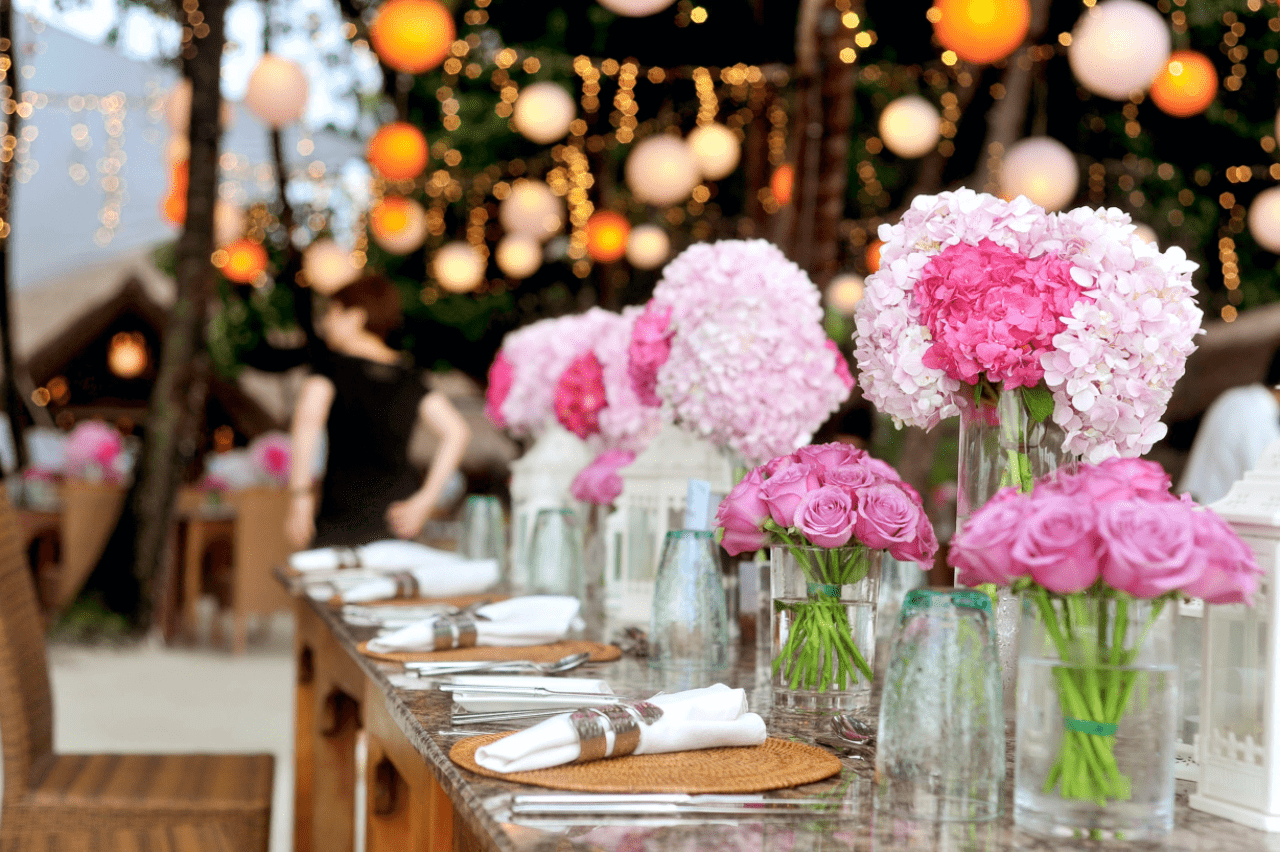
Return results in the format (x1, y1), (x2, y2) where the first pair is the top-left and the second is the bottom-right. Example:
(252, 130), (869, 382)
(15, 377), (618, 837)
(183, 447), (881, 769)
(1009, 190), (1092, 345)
(285, 274), (471, 548)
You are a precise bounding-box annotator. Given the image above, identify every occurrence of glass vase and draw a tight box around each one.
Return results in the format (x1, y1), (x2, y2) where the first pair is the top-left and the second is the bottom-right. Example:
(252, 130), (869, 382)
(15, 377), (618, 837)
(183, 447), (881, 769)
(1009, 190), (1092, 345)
(770, 545), (880, 716)
(1014, 591), (1177, 841)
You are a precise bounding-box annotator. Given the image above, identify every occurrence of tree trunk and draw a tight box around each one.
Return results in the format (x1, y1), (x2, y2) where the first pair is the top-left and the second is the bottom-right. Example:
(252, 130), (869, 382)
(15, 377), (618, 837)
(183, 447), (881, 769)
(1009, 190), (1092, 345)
(128, 0), (228, 628)
(0, 0), (26, 470)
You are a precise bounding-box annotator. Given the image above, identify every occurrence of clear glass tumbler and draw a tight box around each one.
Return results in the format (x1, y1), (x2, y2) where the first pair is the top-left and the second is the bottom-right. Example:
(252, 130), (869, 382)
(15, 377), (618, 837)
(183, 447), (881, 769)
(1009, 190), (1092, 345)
(876, 588), (1005, 822)
(459, 495), (507, 573)
(527, 508), (583, 599)
(649, 530), (729, 671)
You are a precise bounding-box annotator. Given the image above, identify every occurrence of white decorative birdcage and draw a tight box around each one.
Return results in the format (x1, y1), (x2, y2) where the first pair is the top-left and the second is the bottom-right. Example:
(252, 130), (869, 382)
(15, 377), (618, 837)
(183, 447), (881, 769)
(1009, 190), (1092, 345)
(1188, 439), (1280, 829)
(603, 423), (735, 628)
(507, 424), (592, 592)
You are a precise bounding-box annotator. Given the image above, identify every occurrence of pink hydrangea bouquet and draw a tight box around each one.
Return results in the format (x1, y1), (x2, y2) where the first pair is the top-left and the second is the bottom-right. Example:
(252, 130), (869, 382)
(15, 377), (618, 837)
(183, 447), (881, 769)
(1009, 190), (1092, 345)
(63, 420), (126, 483)
(855, 189), (1202, 464)
(715, 442), (938, 693)
(628, 240), (853, 467)
(248, 431), (291, 486)
(950, 458), (1261, 807)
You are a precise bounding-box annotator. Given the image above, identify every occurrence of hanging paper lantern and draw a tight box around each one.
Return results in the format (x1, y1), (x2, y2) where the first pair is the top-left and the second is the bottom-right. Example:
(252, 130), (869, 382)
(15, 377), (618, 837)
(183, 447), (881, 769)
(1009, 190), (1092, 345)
(625, 224), (671, 270)
(687, 123), (741, 181)
(214, 200), (245, 248)
(164, 135), (190, 166)
(160, 161), (188, 226)
(369, 0), (456, 75)
(244, 54), (309, 129)
(108, 331), (149, 379)
(369, 196), (429, 255)
(596, 0), (677, 15)
(1149, 50), (1217, 118)
(367, 122), (429, 181)
(625, 135), (700, 207)
(827, 274), (866, 315)
(219, 238), (269, 284)
(303, 239), (361, 294)
(512, 83), (576, 145)
(495, 235), (543, 279)
(499, 179), (565, 241)
(1133, 223), (1158, 246)
(434, 241), (487, 293)
(879, 96), (942, 159)
(999, 136), (1079, 212)
(163, 79), (235, 133)
(1068, 0), (1171, 100)
(586, 211), (630, 263)
(1249, 187), (1280, 253)
(866, 240), (884, 273)
(932, 0), (1030, 65)
(771, 164), (794, 206)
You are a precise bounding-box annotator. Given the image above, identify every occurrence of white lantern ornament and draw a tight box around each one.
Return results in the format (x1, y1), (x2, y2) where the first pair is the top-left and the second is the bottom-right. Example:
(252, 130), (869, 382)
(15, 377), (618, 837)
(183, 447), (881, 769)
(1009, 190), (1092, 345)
(999, 136), (1079, 212)
(879, 96), (942, 159)
(496, 235), (542, 279)
(625, 224), (671, 270)
(213, 200), (246, 249)
(244, 54), (309, 129)
(1068, 0), (1171, 100)
(370, 197), (429, 255)
(625, 135), (700, 207)
(687, 123), (741, 181)
(433, 241), (486, 293)
(512, 82), (576, 145)
(1250, 187), (1280, 254)
(499, 180), (564, 242)
(303, 239), (361, 295)
(827, 273), (865, 315)
(1133, 223), (1158, 246)
(596, 0), (677, 16)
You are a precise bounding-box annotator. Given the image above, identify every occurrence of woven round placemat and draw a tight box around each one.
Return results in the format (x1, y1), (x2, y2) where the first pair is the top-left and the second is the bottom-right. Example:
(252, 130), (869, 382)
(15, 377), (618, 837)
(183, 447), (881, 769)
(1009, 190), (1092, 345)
(358, 639), (621, 664)
(449, 734), (841, 794)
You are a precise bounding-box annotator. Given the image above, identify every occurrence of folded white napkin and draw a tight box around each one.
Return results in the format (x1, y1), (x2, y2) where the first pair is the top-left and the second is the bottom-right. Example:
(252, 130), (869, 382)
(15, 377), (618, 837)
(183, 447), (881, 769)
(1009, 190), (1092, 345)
(339, 558), (500, 603)
(289, 540), (462, 572)
(366, 596), (582, 653)
(447, 675), (613, 712)
(473, 684), (767, 773)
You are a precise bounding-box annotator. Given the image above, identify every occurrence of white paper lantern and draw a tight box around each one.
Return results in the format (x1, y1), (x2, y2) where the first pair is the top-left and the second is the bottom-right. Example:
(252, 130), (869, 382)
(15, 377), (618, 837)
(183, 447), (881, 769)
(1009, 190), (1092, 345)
(625, 224), (670, 269)
(1069, 0), (1171, 100)
(625, 135), (700, 207)
(165, 135), (190, 165)
(370, 198), (429, 255)
(303, 239), (361, 295)
(596, 0), (677, 16)
(499, 180), (564, 241)
(687, 123), (741, 181)
(496, 235), (543, 279)
(512, 82), (576, 145)
(213, 200), (245, 248)
(164, 79), (234, 132)
(434, 241), (486, 293)
(244, 54), (309, 129)
(1250, 187), (1280, 254)
(1133, 223), (1158, 246)
(879, 95), (942, 159)
(1000, 137), (1079, 212)
(827, 273), (865, 315)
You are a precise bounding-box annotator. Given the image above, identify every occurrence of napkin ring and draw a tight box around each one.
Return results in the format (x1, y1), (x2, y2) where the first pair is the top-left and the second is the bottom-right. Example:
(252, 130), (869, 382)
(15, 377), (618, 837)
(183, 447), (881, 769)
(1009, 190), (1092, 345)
(570, 701), (664, 763)
(389, 571), (419, 598)
(430, 614), (478, 650)
(335, 547), (361, 569)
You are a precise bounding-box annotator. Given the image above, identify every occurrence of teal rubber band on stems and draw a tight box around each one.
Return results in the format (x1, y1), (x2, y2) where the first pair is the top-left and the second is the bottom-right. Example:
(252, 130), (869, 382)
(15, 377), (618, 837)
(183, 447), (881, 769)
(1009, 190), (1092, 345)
(806, 582), (841, 599)
(1063, 717), (1118, 737)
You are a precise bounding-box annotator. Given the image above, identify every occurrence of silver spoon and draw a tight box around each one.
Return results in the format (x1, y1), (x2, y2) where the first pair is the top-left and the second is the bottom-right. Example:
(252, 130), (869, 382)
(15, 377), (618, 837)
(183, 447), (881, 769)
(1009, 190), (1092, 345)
(831, 713), (876, 745)
(408, 651), (592, 678)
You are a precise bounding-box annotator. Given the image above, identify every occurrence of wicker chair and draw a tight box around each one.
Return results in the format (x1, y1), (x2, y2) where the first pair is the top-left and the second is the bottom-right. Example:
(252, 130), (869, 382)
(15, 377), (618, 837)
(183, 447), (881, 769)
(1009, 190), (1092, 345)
(0, 490), (275, 852)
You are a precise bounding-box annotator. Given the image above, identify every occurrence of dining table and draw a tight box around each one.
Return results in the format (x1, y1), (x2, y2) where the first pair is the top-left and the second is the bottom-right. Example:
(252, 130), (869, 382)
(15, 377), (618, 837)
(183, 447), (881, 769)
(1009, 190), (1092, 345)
(278, 567), (1280, 852)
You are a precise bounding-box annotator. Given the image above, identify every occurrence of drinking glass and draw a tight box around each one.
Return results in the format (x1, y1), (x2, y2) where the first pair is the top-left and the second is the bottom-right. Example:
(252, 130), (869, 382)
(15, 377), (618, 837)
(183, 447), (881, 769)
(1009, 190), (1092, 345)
(459, 495), (507, 574)
(876, 588), (1004, 822)
(649, 530), (729, 671)
(527, 508), (583, 598)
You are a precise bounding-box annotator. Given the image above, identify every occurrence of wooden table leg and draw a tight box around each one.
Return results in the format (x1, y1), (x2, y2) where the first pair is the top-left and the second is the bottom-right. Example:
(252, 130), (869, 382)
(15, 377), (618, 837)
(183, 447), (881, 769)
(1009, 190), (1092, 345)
(293, 599), (318, 852)
(182, 518), (206, 643)
(309, 605), (364, 852)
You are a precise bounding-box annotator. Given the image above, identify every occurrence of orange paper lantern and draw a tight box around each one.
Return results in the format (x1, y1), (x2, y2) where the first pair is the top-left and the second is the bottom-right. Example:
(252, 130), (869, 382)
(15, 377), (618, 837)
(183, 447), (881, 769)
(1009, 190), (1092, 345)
(932, 0), (1030, 65)
(586, 211), (630, 263)
(369, 0), (456, 75)
(219, 239), (269, 284)
(866, 239), (884, 273)
(771, 164), (794, 206)
(1149, 50), (1217, 118)
(367, 122), (429, 181)
(160, 161), (189, 225)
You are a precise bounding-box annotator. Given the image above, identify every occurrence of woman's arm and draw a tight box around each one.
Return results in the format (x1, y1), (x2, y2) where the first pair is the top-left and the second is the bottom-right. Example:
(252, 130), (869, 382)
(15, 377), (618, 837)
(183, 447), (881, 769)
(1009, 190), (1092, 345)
(386, 390), (472, 539)
(286, 375), (335, 549)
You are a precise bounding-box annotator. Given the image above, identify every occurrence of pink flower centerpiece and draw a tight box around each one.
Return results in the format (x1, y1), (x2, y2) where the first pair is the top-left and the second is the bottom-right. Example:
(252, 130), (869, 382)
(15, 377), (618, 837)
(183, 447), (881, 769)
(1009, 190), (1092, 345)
(715, 443), (938, 703)
(63, 420), (125, 483)
(950, 458), (1261, 813)
(248, 431), (291, 486)
(628, 240), (852, 467)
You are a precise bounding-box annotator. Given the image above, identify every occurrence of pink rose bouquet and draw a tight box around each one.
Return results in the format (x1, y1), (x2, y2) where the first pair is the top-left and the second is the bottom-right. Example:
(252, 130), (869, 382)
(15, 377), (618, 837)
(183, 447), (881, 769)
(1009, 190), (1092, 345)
(950, 458), (1261, 807)
(571, 449), (636, 506)
(248, 431), (291, 486)
(64, 420), (126, 483)
(715, 442), (938, 693)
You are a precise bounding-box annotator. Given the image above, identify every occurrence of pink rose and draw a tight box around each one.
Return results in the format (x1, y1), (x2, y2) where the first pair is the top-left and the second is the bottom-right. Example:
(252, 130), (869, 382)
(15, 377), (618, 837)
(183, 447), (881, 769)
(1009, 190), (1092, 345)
(715, 468), (772, 556)
(825, 339), (854, 391)
(1182, 510), (1263, 605)
(554, 352), (607, 439)
(627, 302), (673, 407)
(853, 483), (925, 556)
(824, 464), (882, 493)
(571, 449), (635, 506)
(862, 456), (903, 482)
(1098, 500), (1201, 598)
(761, 462), (821, 528)
(763, 453), (801, 477)
(904, 512), (940, 566)
(950, 497), (1032, 586)
(794, 486), (857, 548)
(484, 351), (514, 428)
(795, 442), (866, 475)
(1094, 457), (1174, 502)
(1010, 497), (1101, 593)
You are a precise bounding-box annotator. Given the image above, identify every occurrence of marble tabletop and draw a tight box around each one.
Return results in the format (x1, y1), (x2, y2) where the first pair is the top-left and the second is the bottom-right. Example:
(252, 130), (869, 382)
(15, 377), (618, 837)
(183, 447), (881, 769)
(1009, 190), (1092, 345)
(305, 594), (1280, 852)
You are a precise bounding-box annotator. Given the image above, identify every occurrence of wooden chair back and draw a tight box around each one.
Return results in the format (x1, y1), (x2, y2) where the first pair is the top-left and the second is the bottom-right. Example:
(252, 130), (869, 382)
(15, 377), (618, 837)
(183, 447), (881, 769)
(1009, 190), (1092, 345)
(57, 480), (127, 610)
(228, 486), (293, 619)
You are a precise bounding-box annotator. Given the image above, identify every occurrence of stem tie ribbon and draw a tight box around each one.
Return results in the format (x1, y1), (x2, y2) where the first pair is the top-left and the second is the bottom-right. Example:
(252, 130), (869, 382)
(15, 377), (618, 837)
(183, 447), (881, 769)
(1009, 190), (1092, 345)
(1063, 717), (1118, 737)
